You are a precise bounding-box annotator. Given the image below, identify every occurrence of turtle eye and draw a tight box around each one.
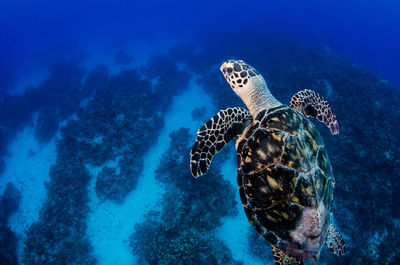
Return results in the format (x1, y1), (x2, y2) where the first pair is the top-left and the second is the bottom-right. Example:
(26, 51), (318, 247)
(226, 67), (233, 74)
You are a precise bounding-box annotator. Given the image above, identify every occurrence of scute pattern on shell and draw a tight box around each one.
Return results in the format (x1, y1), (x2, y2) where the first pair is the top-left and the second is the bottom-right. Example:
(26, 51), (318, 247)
(236, 105), (334, 249)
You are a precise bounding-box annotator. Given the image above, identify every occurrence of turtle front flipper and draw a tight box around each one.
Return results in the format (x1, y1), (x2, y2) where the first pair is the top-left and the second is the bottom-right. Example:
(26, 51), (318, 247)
(190, 107), (252, 177)
(290, 89), (339, 135)
(326, 223), (346, 257)
(271, 245), (304, 265)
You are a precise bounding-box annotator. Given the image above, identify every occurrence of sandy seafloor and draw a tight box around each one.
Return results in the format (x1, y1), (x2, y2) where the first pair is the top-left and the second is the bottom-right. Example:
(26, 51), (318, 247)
(0, 38), (269, 265)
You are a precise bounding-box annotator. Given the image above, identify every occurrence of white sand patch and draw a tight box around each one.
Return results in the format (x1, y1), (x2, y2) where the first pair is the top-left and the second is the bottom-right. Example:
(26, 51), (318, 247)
(0, 126), (56, 263)
(86, 75), (214, 265)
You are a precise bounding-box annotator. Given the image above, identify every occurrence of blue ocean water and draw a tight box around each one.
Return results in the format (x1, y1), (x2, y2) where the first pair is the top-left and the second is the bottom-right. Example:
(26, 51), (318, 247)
(0, 1), (399, 264)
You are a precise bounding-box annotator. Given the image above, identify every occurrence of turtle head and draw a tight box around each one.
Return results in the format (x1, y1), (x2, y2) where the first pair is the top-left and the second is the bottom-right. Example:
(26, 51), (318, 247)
(220, 59), (262, 98)
(220, 59), (281, 117)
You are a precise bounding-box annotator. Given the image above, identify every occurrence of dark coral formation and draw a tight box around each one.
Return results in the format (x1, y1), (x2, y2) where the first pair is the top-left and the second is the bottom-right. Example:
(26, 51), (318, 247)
(131, 128), (241, 265)
(146, 55), (191, 112)
(0, 183), (21, 223)
(191, 106), (207, 121)
(23, 161), (95, 264)
(114, 50), (134, 65)
(22, 55), (192, 263)
(62, 59), (190, 203)
(0, 225), (18, 265)
(0, 59), (87, 174)
(95, 153), (143, 203)
(171, 32), (400, 264)
(27, 60), (87, 143)
(0, 183), (20, 265)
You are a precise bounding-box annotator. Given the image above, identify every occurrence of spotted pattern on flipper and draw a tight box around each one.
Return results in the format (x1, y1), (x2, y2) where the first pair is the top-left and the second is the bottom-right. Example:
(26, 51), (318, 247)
(271, 245), (304, 265)
(290, 89), (339, 135)
(190, 107), (252, 177)
(326, 223), (346, 257)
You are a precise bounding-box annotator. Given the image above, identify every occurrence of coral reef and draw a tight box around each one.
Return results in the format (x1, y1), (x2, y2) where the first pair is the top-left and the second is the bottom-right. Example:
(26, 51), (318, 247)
(0, 183), (20, 265)
(22, 55), (192, 263)
(0, 225), (18, 265)
(80, 65), (109, 99)
(0, 127), (8, 174)
(114, 50), (134, 65)
(28, 60), (87, 142)
(0, 183), (21, 223)
(0, 59), (88, 176)
(191, 106), (207, 121)
(131, 128), (241, 265)
(95, 153), (142, 203)
(22, 160), (96, 265)
(60, 62), (189, 202)
(146, 55), (191, 112)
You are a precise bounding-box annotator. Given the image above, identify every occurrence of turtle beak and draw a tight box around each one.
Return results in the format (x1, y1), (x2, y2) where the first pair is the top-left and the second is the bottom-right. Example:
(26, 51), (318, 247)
(220, 62), (227, 73)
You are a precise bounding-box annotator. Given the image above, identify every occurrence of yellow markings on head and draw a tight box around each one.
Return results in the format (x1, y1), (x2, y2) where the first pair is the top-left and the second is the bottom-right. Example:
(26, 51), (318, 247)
(267, 175), (280, 190)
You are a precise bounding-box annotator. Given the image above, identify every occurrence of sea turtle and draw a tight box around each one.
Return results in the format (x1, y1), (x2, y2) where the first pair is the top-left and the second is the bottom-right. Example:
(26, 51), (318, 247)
(190, 60), (345, 265)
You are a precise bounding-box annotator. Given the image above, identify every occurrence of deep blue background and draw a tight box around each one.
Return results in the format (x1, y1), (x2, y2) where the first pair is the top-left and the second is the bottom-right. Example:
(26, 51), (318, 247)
(1, 0), (399, 91)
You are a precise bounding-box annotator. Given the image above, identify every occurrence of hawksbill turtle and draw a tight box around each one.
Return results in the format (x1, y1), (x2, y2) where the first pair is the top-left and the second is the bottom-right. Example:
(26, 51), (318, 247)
(190, 60), (345, 265)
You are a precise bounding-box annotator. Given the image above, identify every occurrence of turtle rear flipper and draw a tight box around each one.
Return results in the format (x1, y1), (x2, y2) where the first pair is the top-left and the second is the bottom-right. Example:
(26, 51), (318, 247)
(290, 89), (339, 135)
(190, 107), (252, 177)
(326, 223), (346, 256)
(271, 245), (304, 265)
